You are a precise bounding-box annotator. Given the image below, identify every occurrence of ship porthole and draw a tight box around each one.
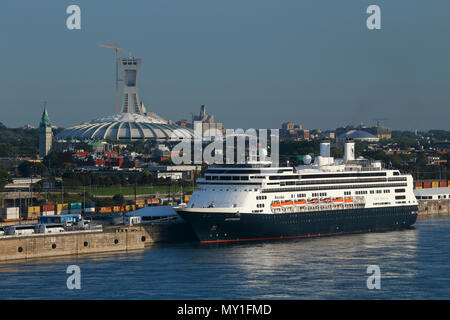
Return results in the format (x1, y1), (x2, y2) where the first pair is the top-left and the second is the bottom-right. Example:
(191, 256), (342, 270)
(114, 239), (119, 244)
(52, 244), (56, 249)
(84, 241), (89, 247)
(141, 236), (146, 242)
(18, 247), (23, 253)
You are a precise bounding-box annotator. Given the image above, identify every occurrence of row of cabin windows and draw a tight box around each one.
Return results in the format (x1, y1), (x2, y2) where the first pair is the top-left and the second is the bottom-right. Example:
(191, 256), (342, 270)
(257, 204), (265, 208)
(312, 192), (327, 197)
(256, 195), (267, 200)
(206, 176), (249, 181)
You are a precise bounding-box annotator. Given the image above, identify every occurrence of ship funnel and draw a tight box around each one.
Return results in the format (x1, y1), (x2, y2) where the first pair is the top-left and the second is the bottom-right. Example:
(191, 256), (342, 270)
(320, 139), (330, 158)
(344, 138), (355, 163)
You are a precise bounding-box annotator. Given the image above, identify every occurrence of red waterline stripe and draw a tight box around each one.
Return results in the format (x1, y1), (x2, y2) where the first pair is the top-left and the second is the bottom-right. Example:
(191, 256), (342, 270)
(200, 229), (367, 243)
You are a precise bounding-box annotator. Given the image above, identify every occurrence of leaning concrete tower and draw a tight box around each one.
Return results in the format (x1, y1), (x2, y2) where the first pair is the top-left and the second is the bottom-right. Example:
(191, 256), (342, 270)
(120, 56), (144, 114)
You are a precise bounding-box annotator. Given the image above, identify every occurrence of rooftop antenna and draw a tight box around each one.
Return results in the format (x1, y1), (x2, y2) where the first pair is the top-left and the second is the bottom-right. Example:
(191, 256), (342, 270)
(99, 43), (124, 114)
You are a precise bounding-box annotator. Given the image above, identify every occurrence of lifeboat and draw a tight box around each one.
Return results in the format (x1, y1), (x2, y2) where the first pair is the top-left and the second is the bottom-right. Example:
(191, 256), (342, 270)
(332, 198), (343, 203)
(294, 200), (306, 206)
(344, 198), (353, 203)
(271, 202), (281, 208)
(320, 198), (331, 203)
(281, 201), (293, 207)
(307, 199), (318, 204)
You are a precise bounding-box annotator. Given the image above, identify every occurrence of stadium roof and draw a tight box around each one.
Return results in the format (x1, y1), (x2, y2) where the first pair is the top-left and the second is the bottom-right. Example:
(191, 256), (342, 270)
(56, 112), (192, 141)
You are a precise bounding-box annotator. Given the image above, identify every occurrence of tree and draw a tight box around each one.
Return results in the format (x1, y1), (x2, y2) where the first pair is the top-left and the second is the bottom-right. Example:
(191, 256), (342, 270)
(17, 161), (48, 177)
(0, 168), (11, 189)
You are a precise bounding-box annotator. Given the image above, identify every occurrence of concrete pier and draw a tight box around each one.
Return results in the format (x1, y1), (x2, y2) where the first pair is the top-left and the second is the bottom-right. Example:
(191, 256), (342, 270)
(0, 225), (153, 262)
(417, 199), (450, 219)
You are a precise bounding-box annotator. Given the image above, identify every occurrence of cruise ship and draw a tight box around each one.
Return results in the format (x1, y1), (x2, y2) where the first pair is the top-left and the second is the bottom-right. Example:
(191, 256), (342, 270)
(176, 139), (418, 243)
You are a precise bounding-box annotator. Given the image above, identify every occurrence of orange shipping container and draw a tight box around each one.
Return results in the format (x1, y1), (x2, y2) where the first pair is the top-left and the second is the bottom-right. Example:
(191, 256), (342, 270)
(440, 181), (448, 188)
(432, 181), (439, 188)
(100, 207), (112, 213)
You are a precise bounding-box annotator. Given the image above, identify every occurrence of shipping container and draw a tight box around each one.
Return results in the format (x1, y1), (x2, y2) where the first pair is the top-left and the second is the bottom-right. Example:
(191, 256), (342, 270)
(42, 204), (55, 212)
(85, 202), (95, 208)
(113, 206), (120, 213)
(27, 206), (40, 214)
(441, 181), (448, 188)
(23, 212), (38, 220)
(99, 207), (112, 214)
(2, 207), (20, 220)
(432, 181), (439, 188)
(69, 202), (82, 210)
(423, 181), (431, 188)
(414, 182), (422, 189)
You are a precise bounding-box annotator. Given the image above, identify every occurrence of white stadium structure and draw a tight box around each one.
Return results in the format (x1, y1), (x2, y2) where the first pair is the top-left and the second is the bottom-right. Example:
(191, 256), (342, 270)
(57, 55), (192, 142)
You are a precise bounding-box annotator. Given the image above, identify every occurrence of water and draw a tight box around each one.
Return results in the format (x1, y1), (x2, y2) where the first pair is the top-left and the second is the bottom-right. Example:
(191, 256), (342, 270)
(1, 216), (450, 299)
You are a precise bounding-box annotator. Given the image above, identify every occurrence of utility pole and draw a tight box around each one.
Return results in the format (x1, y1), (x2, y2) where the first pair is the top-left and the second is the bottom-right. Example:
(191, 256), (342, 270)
(99, 44), (124, 114)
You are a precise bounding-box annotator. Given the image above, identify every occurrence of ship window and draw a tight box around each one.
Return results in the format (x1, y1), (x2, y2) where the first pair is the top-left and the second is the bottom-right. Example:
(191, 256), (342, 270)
(241, 176), (249, 180)
(395, 195), (406, 200)
(395, 189), (405, 193)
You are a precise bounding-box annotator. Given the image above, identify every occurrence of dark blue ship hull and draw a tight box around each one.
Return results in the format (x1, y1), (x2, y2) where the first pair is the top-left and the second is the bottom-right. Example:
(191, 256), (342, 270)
(178, 205), (418, 243)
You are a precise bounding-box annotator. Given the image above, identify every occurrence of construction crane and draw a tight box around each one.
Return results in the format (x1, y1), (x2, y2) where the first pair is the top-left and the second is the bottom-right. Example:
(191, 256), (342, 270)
(373, 118), (387, 127)
(99, 44), (124, 114)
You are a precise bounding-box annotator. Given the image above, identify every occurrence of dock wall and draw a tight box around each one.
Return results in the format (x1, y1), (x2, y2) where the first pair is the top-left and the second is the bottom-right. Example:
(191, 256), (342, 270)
(0, 225), (154, 262)
(417, 199), (450, 219)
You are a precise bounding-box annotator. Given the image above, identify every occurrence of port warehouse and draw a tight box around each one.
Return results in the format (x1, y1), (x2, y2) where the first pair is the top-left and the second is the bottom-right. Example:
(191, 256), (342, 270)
(1, 195), (192, 222)
(414, 187), (450, 217)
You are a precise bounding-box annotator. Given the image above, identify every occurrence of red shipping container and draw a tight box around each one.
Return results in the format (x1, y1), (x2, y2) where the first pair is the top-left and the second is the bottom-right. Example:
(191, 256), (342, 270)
(440, 181), (448, 187)
(423, 182), (431, 188)
(42, 205), (55, 212)
(415, 182), (423, 188)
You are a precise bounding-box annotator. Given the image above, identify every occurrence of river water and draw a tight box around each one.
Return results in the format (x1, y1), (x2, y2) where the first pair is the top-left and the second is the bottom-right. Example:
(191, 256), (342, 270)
(1, 216), (449, 299)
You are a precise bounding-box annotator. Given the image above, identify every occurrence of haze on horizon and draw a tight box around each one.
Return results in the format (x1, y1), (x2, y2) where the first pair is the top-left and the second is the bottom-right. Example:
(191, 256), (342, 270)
(0, 0), (449, 132)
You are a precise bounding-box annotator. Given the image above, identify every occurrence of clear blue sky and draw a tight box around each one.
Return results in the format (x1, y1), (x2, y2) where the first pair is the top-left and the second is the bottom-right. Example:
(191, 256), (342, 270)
(0, 0), (449, 131)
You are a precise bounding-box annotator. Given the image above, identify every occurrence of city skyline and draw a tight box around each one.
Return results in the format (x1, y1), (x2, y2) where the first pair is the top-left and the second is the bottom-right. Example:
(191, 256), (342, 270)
(1, 1), (449, 131)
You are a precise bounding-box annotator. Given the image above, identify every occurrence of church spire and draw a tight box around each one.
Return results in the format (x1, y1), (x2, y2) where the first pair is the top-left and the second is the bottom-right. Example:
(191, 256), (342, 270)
(40, 106), (51, 128)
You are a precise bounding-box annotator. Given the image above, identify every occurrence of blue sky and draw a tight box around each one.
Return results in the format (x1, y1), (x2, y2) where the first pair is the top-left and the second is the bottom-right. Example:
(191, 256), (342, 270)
(0, 0), (449, 131)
